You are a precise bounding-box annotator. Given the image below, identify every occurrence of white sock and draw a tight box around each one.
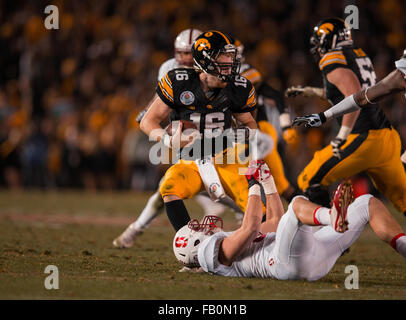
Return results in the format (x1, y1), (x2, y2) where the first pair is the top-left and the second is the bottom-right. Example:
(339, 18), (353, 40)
(313, 207), (331, 226)
(401, 151), (406, 164)
(133, 191), (164, 231)
(392, 234), (406, 260)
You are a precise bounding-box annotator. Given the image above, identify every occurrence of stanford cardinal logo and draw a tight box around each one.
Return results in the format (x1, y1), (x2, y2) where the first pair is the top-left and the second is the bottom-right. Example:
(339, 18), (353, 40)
(175, 237), (188, 248)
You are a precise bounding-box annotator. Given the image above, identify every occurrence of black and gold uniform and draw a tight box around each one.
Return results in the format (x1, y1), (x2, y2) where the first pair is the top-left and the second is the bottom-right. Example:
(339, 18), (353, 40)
(157, 67), (258, 212)
(299, 18), (406, 213)
(240, 63), (293, 196)
(157, 67), (256, 158)
(320, 46), (391, 132)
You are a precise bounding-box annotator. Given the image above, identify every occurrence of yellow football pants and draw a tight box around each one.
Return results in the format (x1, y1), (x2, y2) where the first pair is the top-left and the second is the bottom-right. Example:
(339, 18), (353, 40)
(160, 121), (291, 212)
(160, 158), (253, 213)
(298, 127), (406, 213)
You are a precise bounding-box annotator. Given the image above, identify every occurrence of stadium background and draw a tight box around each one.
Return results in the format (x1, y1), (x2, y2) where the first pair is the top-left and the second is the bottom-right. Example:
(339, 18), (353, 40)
(1, 0), (406, 192)
(1, 0), (406, 302)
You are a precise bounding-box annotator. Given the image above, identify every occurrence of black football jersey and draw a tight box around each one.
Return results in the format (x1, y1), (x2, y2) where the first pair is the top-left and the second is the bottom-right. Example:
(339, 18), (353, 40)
(319, 46), (391, 133)
(240, 63), (287, 123)
(156, 68), (257, 157)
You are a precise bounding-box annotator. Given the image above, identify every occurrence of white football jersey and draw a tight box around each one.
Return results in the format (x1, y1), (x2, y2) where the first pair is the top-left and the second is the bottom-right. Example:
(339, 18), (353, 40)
(157, 58), (182, 82)
(198, 231), (278, 278)
(395, 57), (406, 98)
(198, 194), (373, 281)
(239, 63), (251, 74)
(395, 57), (406, 76)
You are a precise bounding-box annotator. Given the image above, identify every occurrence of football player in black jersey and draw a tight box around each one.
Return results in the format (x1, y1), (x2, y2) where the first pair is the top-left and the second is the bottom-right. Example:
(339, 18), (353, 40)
(112, 29), (245, 249)
(140, 30), (258, 231)
(292, 49), (406, 123)
(286, 18), (406, 214)
(234, 39), (301, 202)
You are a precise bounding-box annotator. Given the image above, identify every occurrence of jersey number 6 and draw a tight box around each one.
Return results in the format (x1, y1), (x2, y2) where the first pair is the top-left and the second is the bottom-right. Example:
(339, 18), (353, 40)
(189, 112), (225, 138)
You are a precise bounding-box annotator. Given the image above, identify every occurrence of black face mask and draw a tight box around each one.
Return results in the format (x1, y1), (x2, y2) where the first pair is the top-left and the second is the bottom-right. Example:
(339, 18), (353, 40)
(212, 60), (241, 82)
(309, 35), (324, 64)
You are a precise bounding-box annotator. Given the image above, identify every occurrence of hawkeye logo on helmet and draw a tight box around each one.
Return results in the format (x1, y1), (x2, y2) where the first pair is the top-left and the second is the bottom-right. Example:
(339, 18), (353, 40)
(195, 38), (211, 51)
(317, 22), (334, 36)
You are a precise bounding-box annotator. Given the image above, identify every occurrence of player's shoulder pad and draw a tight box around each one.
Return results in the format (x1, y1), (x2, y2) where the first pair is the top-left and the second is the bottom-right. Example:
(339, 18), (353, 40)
(319, 49), (348, 71)
(229, 74), (254, 94)
(157, 68), (198, 105)
(352, 47), (367, 58)
(197, 231), (228, 272)
(157, 70), (175, 104)
(157, 58), (178, 82)
(240, 64), (262, 86)
(167, 67), (196, 81)
(161, 67), (194, 84)
(228, 75), (257, 111)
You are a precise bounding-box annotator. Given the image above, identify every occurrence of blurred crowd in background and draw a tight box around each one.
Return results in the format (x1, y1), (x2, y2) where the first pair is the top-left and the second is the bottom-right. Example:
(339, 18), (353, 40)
(1, 0), (406, 191)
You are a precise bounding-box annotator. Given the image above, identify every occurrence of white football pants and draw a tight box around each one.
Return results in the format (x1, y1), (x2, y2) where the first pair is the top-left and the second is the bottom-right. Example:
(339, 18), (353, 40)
(271, 194), (372, 281)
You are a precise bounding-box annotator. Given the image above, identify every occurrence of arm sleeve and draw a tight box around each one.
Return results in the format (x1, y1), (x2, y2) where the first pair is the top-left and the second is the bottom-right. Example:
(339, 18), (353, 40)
(323, 94), (360, 120)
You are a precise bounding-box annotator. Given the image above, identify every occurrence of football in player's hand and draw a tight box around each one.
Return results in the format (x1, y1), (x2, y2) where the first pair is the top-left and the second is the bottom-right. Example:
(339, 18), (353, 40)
(165, 120), (198, 135)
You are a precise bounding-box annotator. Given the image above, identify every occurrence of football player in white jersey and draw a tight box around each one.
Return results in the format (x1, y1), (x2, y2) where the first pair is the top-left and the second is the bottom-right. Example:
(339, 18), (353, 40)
(113, 29), (242, 249)
(173, 160), (406, 280)
(157, 29), (202, 82)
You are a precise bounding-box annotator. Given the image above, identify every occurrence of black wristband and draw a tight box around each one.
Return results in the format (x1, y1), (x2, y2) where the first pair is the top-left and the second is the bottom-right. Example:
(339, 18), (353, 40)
(318, 112), (326, 123)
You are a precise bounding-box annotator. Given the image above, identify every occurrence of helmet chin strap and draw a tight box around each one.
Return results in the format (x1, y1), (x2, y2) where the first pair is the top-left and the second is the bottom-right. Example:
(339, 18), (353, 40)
(193, 59), (206, 73)
(331, 35), (337, 50)
(193, 57), (232, 82)
(335, 40), (354, 48)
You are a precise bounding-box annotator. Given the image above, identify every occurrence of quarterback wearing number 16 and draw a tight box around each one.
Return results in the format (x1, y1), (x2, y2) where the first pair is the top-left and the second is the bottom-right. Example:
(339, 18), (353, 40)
(140, 30), (258, 232)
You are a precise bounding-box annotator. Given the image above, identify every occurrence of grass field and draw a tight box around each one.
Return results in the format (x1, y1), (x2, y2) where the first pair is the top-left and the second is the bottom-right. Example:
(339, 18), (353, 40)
(1, 190), (406, 300)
